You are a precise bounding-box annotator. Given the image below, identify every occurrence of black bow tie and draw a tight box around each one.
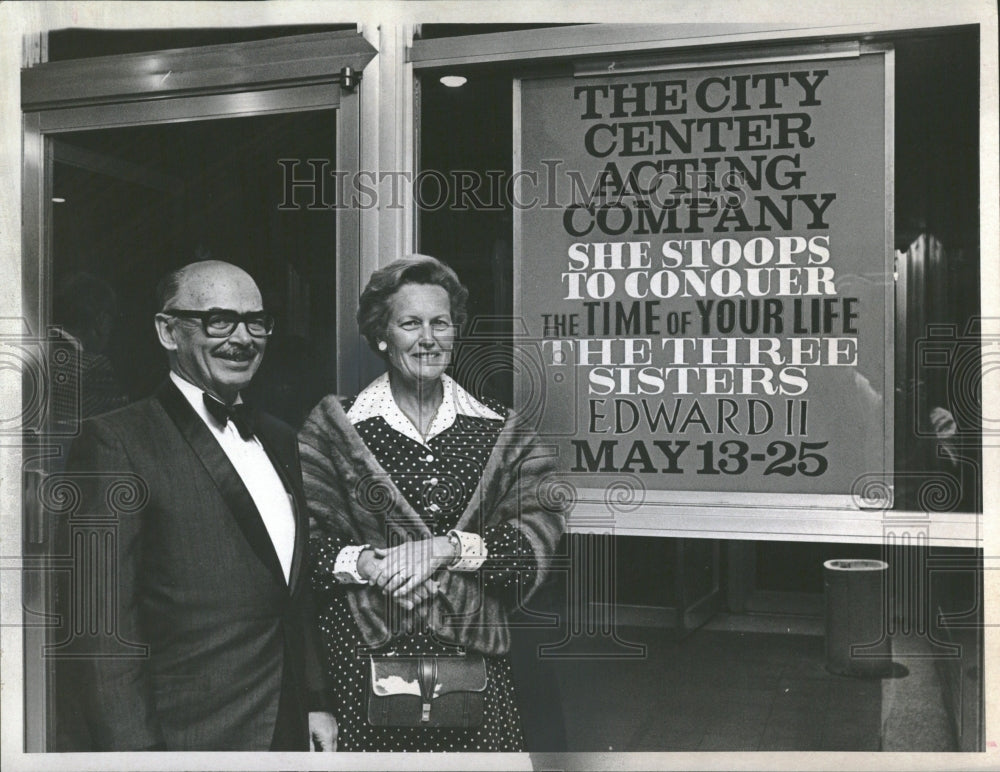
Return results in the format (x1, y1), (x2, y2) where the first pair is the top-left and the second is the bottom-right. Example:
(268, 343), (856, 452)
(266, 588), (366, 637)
(203, 393), (255, 440)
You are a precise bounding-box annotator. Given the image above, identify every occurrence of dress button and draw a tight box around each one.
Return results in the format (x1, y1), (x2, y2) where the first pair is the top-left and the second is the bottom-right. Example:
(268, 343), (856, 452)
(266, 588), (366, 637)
(424, 454), (435, 462)
(428, 477), (439, 486)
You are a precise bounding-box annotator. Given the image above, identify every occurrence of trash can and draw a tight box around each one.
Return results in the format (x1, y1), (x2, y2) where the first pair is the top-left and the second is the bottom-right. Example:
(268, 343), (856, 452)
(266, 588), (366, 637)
(823, 559), (892, 677)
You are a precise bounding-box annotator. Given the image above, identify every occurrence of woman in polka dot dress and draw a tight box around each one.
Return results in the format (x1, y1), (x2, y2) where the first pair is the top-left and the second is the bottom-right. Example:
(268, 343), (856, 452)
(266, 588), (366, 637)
(299, 255), (567, 752)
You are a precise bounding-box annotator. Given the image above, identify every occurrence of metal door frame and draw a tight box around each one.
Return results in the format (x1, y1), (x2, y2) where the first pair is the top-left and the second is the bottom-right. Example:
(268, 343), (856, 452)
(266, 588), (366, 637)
(20, 29), (375, 751)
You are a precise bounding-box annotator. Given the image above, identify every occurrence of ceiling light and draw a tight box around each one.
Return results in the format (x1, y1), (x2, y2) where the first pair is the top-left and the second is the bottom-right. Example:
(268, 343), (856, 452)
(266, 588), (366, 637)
(51, 197), (66, 203)
(440, 75), (467, 88)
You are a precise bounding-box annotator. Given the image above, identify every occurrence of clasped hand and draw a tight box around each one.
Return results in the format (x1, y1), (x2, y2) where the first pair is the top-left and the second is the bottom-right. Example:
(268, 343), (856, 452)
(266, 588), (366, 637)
(358, 536), (455, 610)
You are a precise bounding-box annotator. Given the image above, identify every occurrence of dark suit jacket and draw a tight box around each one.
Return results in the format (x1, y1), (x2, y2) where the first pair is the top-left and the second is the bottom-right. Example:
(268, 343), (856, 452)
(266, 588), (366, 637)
(60, 380), (325, 751)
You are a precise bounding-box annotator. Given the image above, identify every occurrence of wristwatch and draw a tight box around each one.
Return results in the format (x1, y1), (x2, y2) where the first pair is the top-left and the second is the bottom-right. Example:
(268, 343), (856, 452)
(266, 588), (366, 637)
(447, 531), (462, 566)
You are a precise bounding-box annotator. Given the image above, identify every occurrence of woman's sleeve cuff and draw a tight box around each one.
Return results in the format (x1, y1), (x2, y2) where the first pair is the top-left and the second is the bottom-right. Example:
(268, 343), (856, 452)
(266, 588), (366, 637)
(332, 544), (370, 583)
(447, 529), (488, 572)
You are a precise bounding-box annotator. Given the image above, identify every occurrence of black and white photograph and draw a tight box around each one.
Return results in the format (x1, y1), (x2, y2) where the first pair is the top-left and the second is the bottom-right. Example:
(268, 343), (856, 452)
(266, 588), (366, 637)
(1, 2), (997, 770)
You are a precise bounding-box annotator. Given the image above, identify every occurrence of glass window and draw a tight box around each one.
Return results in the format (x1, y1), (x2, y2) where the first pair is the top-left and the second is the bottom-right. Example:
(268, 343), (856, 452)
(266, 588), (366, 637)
(50, 111), (338, 430)
(417, 25), (983, 514)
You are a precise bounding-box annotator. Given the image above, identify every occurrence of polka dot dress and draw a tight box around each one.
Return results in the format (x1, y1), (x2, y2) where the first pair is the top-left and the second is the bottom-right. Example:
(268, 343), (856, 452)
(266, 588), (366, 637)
(311, 397), (538, 752)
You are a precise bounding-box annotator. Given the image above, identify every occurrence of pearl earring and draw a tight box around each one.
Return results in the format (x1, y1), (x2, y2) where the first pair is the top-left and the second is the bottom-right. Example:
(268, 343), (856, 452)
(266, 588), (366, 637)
(378, 341), (388, 352)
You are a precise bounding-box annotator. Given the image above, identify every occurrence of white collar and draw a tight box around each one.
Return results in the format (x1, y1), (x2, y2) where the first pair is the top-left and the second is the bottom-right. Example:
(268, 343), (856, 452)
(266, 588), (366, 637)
(169, 371), (245, 430)
(346, 372), (502, 447)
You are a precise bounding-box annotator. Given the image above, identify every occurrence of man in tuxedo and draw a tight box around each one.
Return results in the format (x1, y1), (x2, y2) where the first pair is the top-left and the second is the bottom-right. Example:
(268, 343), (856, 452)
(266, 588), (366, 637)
(61, 260), (336, 751)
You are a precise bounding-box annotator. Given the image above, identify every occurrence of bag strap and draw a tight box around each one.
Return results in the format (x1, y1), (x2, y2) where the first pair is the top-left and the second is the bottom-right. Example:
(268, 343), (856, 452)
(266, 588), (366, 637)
(418, 657), (438, 723)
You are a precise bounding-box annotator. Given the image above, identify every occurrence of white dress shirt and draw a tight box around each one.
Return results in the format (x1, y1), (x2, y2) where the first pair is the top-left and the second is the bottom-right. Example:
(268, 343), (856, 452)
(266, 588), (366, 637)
(170, 372), (296, 583)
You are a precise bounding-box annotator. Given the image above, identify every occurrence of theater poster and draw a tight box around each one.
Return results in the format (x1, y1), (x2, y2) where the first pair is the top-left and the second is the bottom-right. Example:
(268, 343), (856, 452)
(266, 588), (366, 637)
(514, 46), (894, 513)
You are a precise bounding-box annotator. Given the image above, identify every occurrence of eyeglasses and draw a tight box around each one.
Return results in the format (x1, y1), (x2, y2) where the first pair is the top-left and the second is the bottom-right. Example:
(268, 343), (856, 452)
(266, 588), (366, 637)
(162, 309), (275, 338)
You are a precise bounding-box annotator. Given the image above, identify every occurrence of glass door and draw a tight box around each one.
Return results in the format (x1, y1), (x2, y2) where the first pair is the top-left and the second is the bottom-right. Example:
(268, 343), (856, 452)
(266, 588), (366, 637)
(21, 31), (373, 750)
(48, 113), (340, 424)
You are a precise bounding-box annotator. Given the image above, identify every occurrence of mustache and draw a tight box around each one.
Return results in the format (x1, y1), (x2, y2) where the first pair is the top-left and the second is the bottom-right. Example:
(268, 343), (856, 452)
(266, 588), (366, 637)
(215, 344), (259, 360)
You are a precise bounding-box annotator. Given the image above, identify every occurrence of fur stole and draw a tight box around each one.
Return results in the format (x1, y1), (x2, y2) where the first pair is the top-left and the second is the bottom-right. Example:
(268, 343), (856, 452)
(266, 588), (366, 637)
(299, 394), (567, 655)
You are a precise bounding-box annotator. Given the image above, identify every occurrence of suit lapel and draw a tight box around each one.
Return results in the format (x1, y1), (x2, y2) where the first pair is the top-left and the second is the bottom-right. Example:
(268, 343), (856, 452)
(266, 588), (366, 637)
(254, 416), (307, 595)
(156, 381), (288, 590)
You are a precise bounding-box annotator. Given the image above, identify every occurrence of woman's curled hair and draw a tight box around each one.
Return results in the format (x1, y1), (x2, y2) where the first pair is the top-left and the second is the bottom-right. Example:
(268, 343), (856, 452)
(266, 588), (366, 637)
(357, 254), (469, 353)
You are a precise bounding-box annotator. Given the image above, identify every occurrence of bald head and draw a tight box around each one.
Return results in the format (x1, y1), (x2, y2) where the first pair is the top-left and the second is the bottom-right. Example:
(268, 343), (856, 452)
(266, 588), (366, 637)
(157, 261), (261, 312)
(154, 261), (267, 403)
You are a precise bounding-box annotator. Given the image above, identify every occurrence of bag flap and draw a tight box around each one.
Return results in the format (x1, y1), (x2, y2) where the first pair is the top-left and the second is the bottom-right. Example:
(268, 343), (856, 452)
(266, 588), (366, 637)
(370, 655), (487, 697)
(370, 658), (420, 697)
